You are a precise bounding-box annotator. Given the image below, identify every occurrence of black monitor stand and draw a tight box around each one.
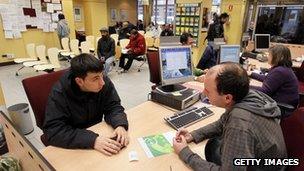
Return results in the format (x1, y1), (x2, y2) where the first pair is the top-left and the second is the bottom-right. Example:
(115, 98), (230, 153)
(156, 84), (188, 94)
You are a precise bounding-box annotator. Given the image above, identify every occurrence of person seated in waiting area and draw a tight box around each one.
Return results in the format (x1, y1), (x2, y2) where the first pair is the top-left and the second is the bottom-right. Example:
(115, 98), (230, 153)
(43, 54), (129, 156)
(119, 29), (146, 72)
(249, 45), (299, 113)
(118, 22), (131, 40)
(97, 27), (116, 75)
(160, 24), (174, 36)
(180, 32), (194, 46)
(196, 44), (217, 71)
(173, 62), (286, 170)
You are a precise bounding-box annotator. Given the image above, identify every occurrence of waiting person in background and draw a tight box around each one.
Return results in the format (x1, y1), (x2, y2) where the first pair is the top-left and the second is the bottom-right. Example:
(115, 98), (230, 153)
(43, 54), (129, 156)
(205, 12), (229, 44)
(173, 62), (286, 170)
(196, 44), (217, 70)
(249, 45), (299, 116)
(180, 32), (194, 46)
(97, 27), (116, 75)
(118, 22), (131, 40)
(137, 20), (144, 31)
(160, 24), (174, 36)
(119, 29), (146, 72)
(57, 13), (70, 48)
(146, 22), (155, 32)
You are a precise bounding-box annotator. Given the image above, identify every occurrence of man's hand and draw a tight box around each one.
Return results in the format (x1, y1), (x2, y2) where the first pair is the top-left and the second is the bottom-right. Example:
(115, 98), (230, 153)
(113, 126), (129, 146)
(94, 136), (122, 156)
(196, 75), (205, 83)
(173, 135), (188, 154)
(175, 128), (194, 143)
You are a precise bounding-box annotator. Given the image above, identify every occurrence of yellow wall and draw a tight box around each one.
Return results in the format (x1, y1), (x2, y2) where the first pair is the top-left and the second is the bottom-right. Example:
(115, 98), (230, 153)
(107, 0), (137, 26)
(62, 0), (76, 39)
(83, 0), (108, 37)
(221, 0), (247, 45)
(73, 0), (85, 31)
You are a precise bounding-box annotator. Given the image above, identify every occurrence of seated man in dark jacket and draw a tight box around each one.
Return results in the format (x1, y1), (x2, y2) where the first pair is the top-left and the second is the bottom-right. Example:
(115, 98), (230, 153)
(43, 53), (129, 156)
(97, 27), (116, 75)
(173, 63), (287, 170)
(196, 44), (217, 70)
(119, 29), (146, 72)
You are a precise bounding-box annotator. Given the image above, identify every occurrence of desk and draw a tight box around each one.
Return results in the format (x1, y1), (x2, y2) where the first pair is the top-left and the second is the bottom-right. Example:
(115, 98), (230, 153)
(42, 101), (225, 171)
(247, 57), (302, 69)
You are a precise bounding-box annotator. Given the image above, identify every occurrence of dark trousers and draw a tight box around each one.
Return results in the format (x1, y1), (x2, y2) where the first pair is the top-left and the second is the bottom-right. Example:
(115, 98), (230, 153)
(119, 54), (138, 71)
(205, 137), (222, 165)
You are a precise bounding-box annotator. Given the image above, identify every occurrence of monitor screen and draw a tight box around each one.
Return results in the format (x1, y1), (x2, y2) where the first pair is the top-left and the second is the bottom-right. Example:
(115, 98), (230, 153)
(219, 45), (240, 63)
(159, 46), (193, 85)
(255, 34), (270, 51)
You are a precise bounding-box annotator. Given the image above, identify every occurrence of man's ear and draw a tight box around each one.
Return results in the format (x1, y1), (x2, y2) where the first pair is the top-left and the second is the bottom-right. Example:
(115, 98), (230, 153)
(75, 77), (84, 87)
(225, 94), (234, 104)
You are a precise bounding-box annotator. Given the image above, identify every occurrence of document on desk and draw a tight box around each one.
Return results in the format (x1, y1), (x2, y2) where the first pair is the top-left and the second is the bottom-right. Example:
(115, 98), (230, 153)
(138, 131), (175, 158)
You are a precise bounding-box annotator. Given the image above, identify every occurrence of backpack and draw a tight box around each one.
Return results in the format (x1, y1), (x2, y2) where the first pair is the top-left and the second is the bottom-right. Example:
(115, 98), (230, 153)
(204, 22), (224, 43)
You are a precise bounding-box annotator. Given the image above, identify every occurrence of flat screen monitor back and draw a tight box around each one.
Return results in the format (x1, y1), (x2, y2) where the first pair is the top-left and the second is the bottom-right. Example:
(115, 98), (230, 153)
(219, 45), (240, 63)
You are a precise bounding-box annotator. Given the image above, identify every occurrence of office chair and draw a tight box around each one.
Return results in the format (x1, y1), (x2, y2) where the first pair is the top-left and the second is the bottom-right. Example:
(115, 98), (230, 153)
(15, 43), (38, 76)
(80, 41), (90, 54)
(280, 107), (304, 171)
(86, 35), (95, 52)
(110, 34), (119, 45)
(147, 51), (161, 89)
(69, 39), (80, 58)
(22, 69), (67, 146)
(34, 48), (61, 72)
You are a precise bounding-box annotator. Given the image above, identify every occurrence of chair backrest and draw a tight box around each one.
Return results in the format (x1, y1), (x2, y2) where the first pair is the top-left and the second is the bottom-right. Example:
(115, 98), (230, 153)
(48, 48), (60, 68)
(280, 107), (304, 170)
(146, 37), (154, 47)
(138, 30), (145, 36)
(70, 39), (80, 56)
(26, 43), (37, 58)
(35, 45), (47, 62)
(22, 69), (67, 128)
(86, 35), (95, 49)
(119, 39), (130, 49)
(115, 45), (122, 60)
(145, 31), (153, 38)
(61, 37), (70, 51)
(80, 41), (90, 53)
(110, 34), (119, 45)
(154, 37), (160, 48)
(147, 51), (161, 85)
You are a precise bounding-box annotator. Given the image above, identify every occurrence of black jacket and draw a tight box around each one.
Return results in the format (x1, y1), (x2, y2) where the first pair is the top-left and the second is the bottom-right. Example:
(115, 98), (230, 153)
(160, 29), (174, 36)
(196, 45), (217, 70)
(43, 70), (128, 149)
(97, 36), (115, 60)
(206, 21), (224, 41)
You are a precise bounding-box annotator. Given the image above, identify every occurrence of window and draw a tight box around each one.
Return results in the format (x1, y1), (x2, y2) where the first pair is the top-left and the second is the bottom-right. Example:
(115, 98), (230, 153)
(137, 0), (144, 21)
(151, 0), (176, 25)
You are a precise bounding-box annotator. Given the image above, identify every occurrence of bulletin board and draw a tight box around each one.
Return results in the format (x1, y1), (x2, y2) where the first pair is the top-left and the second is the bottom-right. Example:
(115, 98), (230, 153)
(0, 0), (63, 39)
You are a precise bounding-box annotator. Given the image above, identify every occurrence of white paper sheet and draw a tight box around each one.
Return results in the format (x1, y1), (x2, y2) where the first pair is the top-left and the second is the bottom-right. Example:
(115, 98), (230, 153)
(2, 21), (13, 30)
(51, 13), (58, 21)
(52, 0), (60, 3)
(53, 3), (61, 11)
(46, 3), (54, 13)
(4, 30), (13, 39)
(13, 30), (22, 39)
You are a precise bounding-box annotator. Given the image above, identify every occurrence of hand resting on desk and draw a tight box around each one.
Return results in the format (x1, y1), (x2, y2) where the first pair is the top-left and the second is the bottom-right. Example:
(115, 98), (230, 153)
(94, 126), (129, 156)
(173, 128), (194, 154)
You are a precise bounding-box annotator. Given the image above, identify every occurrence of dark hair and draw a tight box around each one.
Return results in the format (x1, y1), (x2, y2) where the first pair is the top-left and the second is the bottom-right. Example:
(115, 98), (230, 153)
(220, 12), (229, 19)
(269, 45), (292, 68)
(58, 13), (65, 20)
(180, 32), (193, 44)
(70, 53), (104, 79)
(215, 62), (249, 102)
(130, 29), (138, 35)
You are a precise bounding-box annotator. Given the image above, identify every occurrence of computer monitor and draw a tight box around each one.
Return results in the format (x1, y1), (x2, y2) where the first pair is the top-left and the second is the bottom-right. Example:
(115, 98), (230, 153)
(219, 45), (240, 63)
(255, 34), (270, 51)
(158, 46), (193, 92)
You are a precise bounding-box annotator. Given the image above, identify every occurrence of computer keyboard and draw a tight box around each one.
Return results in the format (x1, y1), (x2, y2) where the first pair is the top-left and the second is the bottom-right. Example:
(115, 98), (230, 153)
(164, 106), (214, 130)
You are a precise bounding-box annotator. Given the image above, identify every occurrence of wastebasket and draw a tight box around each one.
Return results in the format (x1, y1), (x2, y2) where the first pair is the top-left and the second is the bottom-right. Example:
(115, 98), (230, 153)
(7, 103), (34, 135)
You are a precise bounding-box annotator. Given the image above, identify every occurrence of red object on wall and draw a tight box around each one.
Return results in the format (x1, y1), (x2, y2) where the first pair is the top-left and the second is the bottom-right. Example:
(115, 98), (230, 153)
(228, 5), (233, 11)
